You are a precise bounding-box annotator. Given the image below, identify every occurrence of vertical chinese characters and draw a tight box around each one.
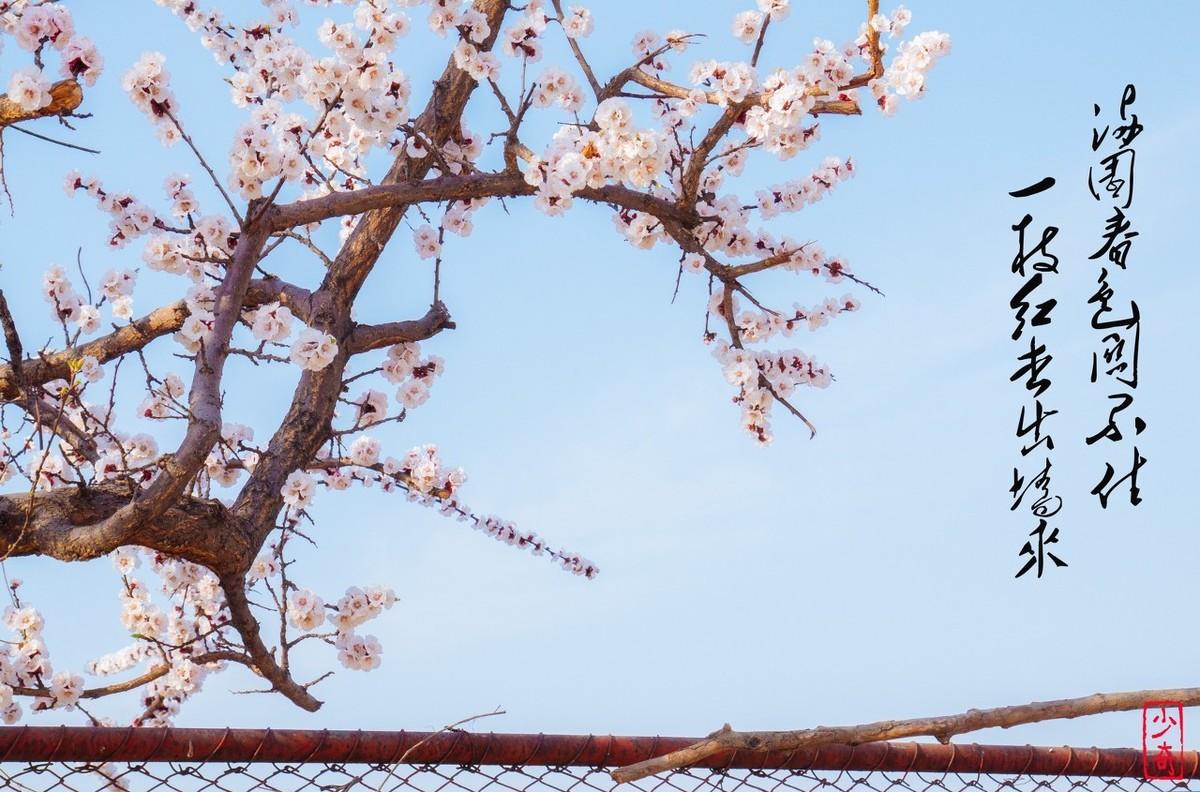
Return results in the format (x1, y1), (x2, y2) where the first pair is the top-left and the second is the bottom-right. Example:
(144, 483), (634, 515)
(1008, 177), (1067, 579)
(1087, 84), (1146, 508)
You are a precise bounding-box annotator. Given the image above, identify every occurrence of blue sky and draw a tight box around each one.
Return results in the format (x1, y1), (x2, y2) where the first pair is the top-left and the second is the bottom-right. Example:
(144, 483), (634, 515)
(1, 0), (1198, 749)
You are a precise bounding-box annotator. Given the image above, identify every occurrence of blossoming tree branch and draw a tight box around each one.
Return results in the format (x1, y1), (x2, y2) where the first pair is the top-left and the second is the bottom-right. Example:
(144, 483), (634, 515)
(0, 0), (950, 726)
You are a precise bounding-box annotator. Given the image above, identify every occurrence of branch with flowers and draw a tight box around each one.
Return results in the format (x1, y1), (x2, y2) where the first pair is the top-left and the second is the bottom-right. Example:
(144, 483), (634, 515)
(0, 0), (951, 724)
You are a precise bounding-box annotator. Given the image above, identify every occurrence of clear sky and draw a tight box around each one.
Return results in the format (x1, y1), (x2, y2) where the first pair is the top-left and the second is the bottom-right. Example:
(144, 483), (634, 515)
(1, 0), (1198, 750)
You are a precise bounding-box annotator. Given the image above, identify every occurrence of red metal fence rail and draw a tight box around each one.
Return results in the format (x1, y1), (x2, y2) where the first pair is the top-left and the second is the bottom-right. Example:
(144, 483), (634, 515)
(0, 728), (1192, 776)
(0, 728), (1191, 791)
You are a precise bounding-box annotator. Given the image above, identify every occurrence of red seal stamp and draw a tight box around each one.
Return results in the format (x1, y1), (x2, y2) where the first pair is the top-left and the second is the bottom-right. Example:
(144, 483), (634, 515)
(1143, 701), (1184, 780)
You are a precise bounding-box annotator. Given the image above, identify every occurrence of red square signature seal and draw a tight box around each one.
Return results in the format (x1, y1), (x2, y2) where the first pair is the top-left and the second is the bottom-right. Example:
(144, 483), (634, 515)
(1143, 701), (1184, 780)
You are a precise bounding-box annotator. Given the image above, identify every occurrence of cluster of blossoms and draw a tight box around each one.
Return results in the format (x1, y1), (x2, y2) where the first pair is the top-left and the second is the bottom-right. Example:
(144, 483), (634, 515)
(732, 294), (861, 343)
(3, 2), (102, 113)
(702, 276), (861, 444)
(874, 29), (951, 109)
(249, 302), (293, 344)
(712, 338), (833, 446)
(285, 588), (324, 631)
(174, 285), (220, 354)
(860, 7), (950, 115)
(103, 549), (231, 727)
(278, 440), (462, 514)
(1, 355), (179, 495)
(532, 67), (583, 112)
(0, 595), (84, 720)
(121, 52), (180, 144)
(275, 440), (597, 577)
(279, 577), (395, 671)
(756, 155), (855, 218)
(688, 60), (758, 106)
(328, 586), (394, 670)
(560, 5), (593, 39)
(289, 328), (340, 371)
(93, 433), (161, 488)
(147, 0), (425, 201)
(498, 3), (546, 61)
(204, 421), (258, 488)
(100, 268), (137, 320)
(40, 264), (99, 331)
(64, 172), (159, 250)
(227, 104), (308, 199)
(138, 373), (186, 421)
(379, 341), (443, 412)
(435, 0), (496, 80)
(524, 96), (670, 217)
(141, 216), (235, 282)
(411, 196), (486, 261)
(131, 174), (237, 284)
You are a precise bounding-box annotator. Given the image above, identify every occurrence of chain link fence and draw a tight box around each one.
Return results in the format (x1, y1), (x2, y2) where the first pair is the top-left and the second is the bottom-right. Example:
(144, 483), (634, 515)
(0, 728), (1191, 792)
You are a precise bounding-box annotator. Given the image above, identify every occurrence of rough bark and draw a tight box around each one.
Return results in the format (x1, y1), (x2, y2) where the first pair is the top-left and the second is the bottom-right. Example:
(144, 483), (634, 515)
(0, 482), (254, 574)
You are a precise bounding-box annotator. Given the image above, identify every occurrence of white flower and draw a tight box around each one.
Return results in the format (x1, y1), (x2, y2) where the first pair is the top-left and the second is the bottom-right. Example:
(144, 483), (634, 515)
(287, 589), (325, 631)
(16, 5), (73, 50)
(349, 436), (381, 467)
(289, 329), (338, 371)
(6, 68), (52, 113)
(49, 672), (83, 709)
(247, 554), (279, 581)
(30, 451), (66, 491)
(111, 547), (140, 575)
(353, 389), (388, 425)
(60, 36), (104, 86)
(756, 0), (790, 21)
(336, 632), (383, 671)
(413, 225), (440, 259)
(74, 304), (100, 334)
(110, 295), (134, 320)
(7, 606), (44, 635)
(78, 355), (104, 383)
(250, 302), (293, 343)
(562, 6), (593, 38)
(732, 11), (763, 44)
(280, 470), (315, 509)
(100, 270), (136, 302)
(397, 379), (429, 409)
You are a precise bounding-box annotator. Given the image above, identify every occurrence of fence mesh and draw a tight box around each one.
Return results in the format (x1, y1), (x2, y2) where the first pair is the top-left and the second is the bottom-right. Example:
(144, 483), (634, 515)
(0, 729), (1191, 792)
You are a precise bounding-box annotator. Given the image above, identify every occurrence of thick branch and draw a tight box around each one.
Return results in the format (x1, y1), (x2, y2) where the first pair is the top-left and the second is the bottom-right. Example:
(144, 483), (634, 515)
(318, 0), (509, 304)
(0, 290), (25, 377)
(221, 573), (322, 712)
(0, 481), (255, 573)
(347, 301), (455, 354)
(273, 173), (702, 241)
(67, 209), (272, 552)
(611, 686), (1200, 782)
(231, 0), (511, 548)
(272, 172), (531, 230)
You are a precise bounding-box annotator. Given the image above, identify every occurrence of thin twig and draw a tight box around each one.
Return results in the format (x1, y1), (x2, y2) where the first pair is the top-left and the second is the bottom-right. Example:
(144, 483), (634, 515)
(6, 123), (99, 154)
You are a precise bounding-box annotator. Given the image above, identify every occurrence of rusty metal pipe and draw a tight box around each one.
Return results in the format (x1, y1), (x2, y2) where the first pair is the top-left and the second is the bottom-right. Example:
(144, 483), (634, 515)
(0, 728), (1186, 778)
